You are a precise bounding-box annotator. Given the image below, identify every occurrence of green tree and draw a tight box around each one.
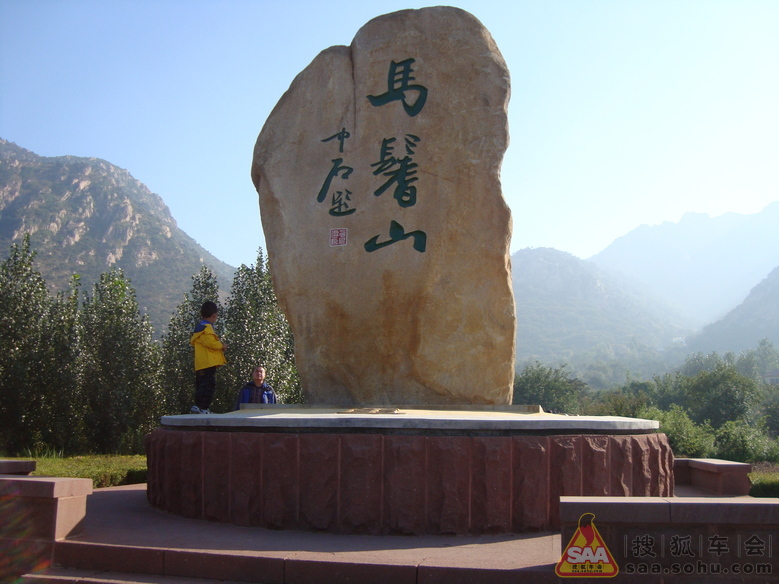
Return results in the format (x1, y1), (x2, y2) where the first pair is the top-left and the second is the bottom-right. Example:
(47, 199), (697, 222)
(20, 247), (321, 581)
(762, 385), (779, 438)
(715, 420), (779, 463)
(513, 362), (588, 414)
(0, 236), (53, 454)
(641, 404), (716, 458)
(678, 352), (723, 377)
(754, 338), (779, 377)
(79, 269), (160, 453)
(219, 249), (302, 408)
(160, 266), (222, 414)
(682, 364), (762, 429)
(585, 383), (649, 418)
(35, 276), (87, 453)
(637, 373), (687, 411)
(679, 343), (779, 382)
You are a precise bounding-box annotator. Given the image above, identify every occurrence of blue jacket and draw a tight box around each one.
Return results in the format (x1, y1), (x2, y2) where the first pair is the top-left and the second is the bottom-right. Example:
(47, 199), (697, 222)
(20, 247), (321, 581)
(235, 381), (277, 410)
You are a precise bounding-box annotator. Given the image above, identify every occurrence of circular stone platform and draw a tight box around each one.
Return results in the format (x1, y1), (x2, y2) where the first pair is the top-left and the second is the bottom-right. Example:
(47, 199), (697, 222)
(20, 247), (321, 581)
(145, 406), (673, 535)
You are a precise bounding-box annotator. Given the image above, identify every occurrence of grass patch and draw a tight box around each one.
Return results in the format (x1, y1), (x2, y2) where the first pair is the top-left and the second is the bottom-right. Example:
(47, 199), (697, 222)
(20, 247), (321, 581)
(7, 455), (147, 488)
(749, 462), (779, 498)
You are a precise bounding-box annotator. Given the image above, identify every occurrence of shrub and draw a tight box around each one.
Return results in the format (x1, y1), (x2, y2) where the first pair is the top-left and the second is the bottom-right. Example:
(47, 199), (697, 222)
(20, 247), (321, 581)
(513, 362), (588, 414)
(715, 421), (779, 463)
(641, 404), (716, 458)
(750, 466), (779, 498)
(584, 389), (648, 418)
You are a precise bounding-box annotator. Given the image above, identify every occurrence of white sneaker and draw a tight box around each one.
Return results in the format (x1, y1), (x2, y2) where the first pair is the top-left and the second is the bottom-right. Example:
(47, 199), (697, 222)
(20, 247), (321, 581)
(190, 405), (203, 414)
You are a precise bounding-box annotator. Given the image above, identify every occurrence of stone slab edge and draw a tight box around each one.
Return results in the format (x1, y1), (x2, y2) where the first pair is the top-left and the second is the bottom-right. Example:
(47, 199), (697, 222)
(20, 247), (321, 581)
(560, 496), (779, 526)
(0, 476), (93, 498)
(159, 412), (659, 432)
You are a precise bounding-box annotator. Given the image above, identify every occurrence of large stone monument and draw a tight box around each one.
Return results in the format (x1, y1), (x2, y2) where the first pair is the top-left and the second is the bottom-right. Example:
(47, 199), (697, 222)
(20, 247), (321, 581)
(251, 6), (515, 405)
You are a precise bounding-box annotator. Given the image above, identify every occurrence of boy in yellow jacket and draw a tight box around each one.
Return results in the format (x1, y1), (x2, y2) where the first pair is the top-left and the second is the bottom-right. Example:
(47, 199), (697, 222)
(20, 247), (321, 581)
(190, 301), (227, 414)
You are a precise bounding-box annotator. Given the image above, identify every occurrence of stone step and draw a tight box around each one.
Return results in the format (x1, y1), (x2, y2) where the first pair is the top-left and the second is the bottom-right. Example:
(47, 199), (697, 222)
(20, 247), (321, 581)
(45, 541), (283, 584)
(20, 567), (245, 584)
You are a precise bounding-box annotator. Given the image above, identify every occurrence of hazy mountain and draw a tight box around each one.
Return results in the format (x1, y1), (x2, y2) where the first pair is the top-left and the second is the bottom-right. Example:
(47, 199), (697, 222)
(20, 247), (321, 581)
(512, 247), (693, 364)
(0, 139), (235, 334)
(686, 264), (779, 355)
(589, 204), (779, 326)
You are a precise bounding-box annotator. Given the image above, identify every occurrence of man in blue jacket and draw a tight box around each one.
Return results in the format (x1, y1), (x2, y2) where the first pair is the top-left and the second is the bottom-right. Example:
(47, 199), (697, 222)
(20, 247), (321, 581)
(235, 365), (277, 409)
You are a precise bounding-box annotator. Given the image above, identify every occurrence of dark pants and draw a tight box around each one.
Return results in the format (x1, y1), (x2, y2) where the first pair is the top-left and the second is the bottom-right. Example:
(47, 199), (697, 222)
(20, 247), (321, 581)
(195, 367), (217, 410)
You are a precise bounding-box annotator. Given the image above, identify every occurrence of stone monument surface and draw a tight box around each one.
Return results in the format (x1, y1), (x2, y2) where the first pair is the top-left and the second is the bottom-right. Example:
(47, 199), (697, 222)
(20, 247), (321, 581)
(251, 7), (514, 405)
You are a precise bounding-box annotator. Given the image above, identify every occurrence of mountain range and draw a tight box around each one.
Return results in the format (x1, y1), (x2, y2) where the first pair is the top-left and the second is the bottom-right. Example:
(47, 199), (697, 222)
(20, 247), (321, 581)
(685, 263), (779, 355)
(512, 247), (693, 364)
(2, 138), (778, 370)
(511, 203), (779, 367)
(0, 139), (234, 334)
(589, 205), (779, 326)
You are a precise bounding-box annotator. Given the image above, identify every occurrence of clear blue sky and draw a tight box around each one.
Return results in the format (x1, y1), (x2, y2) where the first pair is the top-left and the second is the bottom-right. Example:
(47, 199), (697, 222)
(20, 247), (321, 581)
(2, 0), (777, 268)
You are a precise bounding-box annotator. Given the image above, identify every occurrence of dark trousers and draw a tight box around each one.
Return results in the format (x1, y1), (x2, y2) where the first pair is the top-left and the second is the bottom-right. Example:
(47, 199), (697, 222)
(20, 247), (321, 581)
(195, 367), (217, 410)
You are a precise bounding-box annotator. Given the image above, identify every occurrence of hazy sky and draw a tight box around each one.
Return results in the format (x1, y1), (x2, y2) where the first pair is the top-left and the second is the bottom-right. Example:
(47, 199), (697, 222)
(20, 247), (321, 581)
(2, 0), (777, 268)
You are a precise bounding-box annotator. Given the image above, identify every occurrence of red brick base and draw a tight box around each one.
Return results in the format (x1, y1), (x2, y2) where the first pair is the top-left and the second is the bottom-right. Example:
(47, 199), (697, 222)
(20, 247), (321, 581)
(145, 429), (673, 535)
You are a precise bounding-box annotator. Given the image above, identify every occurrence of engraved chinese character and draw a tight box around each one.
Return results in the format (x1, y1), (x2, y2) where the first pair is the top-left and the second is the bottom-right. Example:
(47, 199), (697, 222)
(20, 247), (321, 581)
(319, 129), (359, 216)
(364, 220), (427, 253)
(371, 136), (420, 208)
(367, 58), (428, 117)
(329, 189), (356, 217)
(321, 128), (350, 153)
(317, 158), (354, 203)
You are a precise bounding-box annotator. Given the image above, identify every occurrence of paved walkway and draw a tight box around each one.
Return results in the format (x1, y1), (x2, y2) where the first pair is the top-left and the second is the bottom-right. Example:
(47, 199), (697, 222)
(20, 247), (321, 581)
(63, 484), (562, 583)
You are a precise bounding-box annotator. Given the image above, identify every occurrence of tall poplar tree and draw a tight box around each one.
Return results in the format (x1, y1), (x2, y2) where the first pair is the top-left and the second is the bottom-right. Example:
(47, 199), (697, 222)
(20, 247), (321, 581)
(79, 269), (160, 453)
(37, 277), (86, 453)
(0, 235), (51, 454)
(219, 248), (302, 408)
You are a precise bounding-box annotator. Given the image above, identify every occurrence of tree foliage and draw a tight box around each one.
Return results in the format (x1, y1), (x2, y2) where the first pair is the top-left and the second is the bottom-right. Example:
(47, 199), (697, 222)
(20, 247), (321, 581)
(0, 235), (54, 453)
(0, 239), (163, 455)
(219, 249), (302, 408)
(681, 363), (762, 428)
(546, 353), (779, 461)
(585, 383), (649, 418)
(37, 277), (85, 453)
(0, 240), (300, 455)
(159, 266), (222, 415)
(714, 420), (779, 463)
(157, 250), (303, 415)
(4, 237), (779, 462)
(762, 385), (779, 438)
(639, 405), (716, 458)
(513, 361), (588, 414)
(79, 269), (161, 453)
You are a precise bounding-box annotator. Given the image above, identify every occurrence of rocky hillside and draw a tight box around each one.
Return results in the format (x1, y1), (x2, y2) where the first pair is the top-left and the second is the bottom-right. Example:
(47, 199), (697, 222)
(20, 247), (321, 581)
(0, 139), (235, 333)
(513, 247), (694, 363)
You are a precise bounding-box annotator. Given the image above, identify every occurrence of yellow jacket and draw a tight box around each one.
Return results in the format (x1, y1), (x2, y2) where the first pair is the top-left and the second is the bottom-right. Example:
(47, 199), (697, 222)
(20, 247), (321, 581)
(191, 320), (226, 371)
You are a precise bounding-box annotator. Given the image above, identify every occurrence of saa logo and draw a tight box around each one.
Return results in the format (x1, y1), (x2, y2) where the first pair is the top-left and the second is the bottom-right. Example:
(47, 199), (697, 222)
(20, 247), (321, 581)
(556, 513), (618, 578)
